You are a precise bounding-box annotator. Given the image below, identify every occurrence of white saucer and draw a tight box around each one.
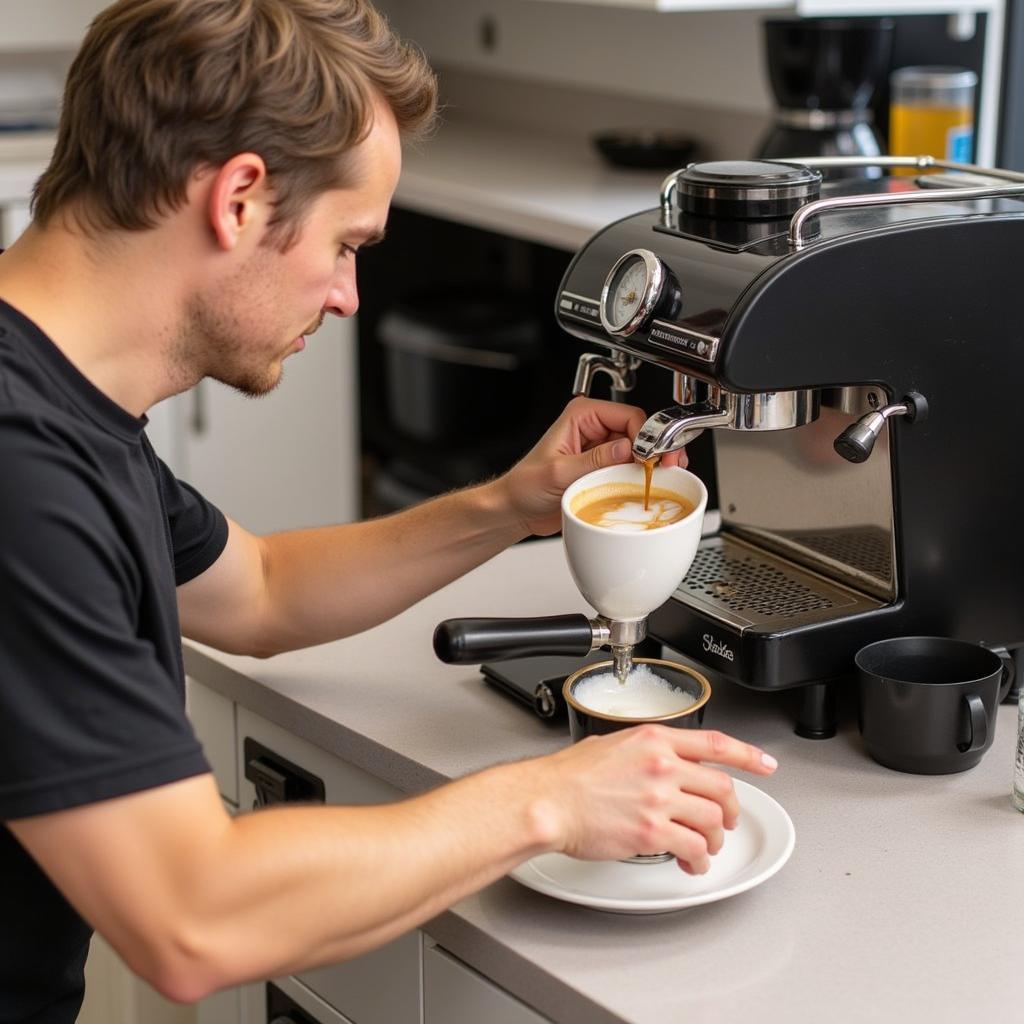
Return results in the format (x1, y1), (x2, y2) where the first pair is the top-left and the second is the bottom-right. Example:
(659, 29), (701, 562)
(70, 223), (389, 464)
(508, 778), (794, 914)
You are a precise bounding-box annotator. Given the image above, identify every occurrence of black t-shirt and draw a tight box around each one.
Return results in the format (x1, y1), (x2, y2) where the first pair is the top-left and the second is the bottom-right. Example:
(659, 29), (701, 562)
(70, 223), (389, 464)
(0, 299), (228, 1023)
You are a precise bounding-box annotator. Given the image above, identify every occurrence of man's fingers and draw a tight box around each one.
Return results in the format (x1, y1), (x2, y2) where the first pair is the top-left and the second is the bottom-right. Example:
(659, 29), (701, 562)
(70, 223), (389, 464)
(667, 760), (741, 830)
(563, 396), (648, 450)
(667, 728), (778, 776)
(661, 821), (712, 874)
(668, 792), (726, 854)
(659, 449), (689, 469)
(581, 438), (633, 473)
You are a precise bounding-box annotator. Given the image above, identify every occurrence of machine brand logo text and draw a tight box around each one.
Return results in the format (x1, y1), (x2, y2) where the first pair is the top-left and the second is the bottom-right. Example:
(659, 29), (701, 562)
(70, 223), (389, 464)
(703, 633), (735, 661)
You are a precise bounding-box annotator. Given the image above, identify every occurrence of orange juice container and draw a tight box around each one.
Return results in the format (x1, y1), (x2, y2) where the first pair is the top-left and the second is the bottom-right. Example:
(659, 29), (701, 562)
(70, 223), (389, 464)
(889, 66), (977, 174)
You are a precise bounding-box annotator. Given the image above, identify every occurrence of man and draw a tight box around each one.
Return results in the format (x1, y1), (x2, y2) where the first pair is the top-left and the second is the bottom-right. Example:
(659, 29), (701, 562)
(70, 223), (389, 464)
(0, 1), (777, 1020)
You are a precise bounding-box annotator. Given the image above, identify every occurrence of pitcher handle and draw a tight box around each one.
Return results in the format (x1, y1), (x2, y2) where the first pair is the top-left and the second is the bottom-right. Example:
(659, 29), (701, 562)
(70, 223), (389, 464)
(959, 693), (988, 754)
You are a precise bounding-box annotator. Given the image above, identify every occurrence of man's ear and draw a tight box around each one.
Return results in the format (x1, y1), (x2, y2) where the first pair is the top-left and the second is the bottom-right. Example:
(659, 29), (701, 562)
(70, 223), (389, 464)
(206, 153), (270, 252)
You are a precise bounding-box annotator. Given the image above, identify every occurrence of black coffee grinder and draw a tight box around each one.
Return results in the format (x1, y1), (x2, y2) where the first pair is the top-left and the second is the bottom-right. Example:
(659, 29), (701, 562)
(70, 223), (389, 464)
(757, 18), (893, 178)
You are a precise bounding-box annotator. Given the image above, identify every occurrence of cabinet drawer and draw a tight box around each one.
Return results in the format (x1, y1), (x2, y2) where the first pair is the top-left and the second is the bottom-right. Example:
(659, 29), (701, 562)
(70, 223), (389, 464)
(424, 943), (551, 1024)
(185, 676), (238, 805)
(236, 708), (420, 1024)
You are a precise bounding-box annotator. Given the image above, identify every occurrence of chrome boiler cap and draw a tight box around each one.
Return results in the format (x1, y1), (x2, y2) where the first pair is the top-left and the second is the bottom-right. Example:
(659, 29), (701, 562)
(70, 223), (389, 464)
(677, 160), (822, 220)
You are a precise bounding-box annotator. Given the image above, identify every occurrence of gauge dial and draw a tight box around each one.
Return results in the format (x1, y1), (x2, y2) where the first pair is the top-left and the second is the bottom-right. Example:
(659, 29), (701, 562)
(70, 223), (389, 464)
(600, 249), (666, 337)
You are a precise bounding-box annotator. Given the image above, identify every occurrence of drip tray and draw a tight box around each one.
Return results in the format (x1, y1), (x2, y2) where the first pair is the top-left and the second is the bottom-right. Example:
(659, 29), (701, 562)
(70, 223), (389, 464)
(675, 534), (883, 632)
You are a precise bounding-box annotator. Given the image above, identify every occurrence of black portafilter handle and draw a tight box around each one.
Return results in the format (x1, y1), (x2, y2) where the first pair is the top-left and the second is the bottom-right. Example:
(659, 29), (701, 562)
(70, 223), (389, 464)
(833, 391), (928, 464)
(433, 615), (595, 664)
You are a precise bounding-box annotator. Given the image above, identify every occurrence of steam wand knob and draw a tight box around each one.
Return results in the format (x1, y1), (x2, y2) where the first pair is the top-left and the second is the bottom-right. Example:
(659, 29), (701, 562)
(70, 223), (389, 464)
(833, 392), (928, 464)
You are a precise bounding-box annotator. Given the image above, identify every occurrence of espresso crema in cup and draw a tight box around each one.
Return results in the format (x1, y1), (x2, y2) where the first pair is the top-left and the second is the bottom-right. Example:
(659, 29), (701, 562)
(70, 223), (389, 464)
(570, 483), (695, 532)
(573, 664), (698, 717)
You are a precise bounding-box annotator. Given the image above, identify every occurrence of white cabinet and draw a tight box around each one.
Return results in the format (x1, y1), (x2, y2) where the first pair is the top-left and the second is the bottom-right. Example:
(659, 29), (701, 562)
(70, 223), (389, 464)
(243, 975), (355, 1024)
(0, 135), (55, 246)
(148, 315), (361, 535)
(78, 935), (196, 1024)
(0, 200), (31, 246)
(423, 942), (551, 1024)
(185, 676), (239, 806)
(235, 707), (422, 1024)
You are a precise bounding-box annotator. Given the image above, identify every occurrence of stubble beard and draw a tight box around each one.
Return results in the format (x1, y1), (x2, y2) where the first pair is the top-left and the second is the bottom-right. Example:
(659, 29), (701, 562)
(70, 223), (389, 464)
(179, 297), (283, 398)
(177, 254), (287, 399)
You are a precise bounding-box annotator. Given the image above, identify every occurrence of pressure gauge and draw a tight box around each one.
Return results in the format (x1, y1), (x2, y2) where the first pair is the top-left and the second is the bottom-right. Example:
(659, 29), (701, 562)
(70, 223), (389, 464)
(600, 248), (666, 337)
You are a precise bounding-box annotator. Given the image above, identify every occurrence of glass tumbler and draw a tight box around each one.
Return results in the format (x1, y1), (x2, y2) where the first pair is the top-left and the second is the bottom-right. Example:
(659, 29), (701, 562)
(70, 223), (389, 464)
(889, 66), (977, 172)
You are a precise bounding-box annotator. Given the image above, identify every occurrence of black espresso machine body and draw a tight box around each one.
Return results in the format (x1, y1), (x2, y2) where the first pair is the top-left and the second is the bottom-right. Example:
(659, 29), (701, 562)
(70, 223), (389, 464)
(553, 158), (1024, 702)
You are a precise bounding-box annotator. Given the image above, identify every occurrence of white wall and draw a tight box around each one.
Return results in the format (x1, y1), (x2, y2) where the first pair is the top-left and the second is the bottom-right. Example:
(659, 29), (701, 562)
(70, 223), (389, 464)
(0, 1), (104, 51)
(380, 0), (777, 161)
(380, 0), (774, 115)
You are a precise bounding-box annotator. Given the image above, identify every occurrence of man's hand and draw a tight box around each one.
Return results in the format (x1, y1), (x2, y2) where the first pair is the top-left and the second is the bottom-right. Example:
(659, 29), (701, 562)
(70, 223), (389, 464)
(518, 725), (777, 874)
(492, 396), (688, 537)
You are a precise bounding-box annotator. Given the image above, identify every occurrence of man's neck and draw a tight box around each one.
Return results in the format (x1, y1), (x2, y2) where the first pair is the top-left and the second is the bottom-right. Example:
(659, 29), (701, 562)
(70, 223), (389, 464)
(0, 221), (194, 417)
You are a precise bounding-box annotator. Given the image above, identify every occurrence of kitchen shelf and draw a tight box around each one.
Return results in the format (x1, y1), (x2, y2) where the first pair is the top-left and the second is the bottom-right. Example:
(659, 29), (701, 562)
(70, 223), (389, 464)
(397, 118), (668, 251)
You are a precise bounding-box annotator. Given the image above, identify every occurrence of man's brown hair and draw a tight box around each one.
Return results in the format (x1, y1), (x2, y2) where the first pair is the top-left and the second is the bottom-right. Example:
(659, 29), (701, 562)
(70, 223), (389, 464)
(33, 0), (437, 244)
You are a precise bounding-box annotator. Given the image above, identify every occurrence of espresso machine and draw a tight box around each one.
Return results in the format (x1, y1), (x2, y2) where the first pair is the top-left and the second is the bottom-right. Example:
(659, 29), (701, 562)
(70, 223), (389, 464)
(437, 155), (1024, 737)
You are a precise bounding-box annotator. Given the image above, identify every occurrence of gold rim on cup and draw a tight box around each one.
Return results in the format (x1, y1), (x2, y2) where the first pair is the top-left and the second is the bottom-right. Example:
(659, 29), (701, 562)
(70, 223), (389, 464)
(562, 657), (712, 722)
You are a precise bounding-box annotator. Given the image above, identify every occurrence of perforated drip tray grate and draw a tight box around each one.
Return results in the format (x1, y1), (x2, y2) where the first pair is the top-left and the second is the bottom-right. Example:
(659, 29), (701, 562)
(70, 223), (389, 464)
(675, 534), (883, 631)
(769, 525), (893, 590)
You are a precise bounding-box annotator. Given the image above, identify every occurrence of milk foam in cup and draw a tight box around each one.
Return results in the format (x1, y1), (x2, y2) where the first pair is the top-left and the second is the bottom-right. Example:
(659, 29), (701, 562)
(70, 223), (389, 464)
(563, 657), (711, 741)
(573, 664), (697, 718)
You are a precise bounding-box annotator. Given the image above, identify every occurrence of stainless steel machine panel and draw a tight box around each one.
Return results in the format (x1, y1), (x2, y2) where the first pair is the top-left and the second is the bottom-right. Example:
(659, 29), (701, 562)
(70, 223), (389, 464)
(714, 387), (896, 601)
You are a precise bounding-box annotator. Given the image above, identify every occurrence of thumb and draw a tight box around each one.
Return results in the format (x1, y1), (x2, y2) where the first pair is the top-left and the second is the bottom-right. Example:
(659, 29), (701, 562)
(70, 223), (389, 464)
(579, 438), (632, 474)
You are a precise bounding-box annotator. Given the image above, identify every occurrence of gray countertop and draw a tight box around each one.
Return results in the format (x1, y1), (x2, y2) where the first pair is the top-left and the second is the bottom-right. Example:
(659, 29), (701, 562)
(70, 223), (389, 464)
(183, 538), (1024, 1024)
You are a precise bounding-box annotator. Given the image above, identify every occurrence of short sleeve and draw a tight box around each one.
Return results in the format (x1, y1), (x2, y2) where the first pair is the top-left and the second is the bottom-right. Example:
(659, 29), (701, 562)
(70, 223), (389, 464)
(148, 443), (229, 585)
(0, 427), (209, 820)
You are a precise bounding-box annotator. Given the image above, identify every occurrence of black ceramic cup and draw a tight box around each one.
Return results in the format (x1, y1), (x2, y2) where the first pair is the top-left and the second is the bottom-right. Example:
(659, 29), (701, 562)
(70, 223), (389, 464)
(563, 658), (711, 864)
(856, 637), (1011, 774)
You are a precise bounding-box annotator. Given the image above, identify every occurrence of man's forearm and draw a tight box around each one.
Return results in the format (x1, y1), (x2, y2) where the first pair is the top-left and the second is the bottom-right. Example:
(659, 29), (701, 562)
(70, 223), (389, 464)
(194, 763), (553, 991)
(255, 480), (526, 655)
(11, 766), (557, 1004)
(256, 479), (526, 654)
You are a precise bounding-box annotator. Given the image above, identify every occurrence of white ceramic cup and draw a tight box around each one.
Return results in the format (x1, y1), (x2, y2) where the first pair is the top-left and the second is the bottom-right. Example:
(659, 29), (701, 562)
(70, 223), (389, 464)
(561, 463), (708, 622)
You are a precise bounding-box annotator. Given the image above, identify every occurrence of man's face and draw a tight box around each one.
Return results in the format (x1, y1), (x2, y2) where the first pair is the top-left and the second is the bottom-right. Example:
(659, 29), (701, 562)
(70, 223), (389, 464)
(185, 104), (401, 397)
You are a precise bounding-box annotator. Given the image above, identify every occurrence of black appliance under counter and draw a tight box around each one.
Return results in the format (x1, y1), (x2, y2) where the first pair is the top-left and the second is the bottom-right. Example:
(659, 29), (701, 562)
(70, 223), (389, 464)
(184, 538), (1022, 1024)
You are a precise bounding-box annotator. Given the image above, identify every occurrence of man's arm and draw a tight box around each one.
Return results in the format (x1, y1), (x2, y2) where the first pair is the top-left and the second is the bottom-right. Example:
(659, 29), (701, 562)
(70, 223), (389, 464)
(8, 728), (775, 1002)
(177, 480), (522, 657)
(178, 397), (672, 657)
